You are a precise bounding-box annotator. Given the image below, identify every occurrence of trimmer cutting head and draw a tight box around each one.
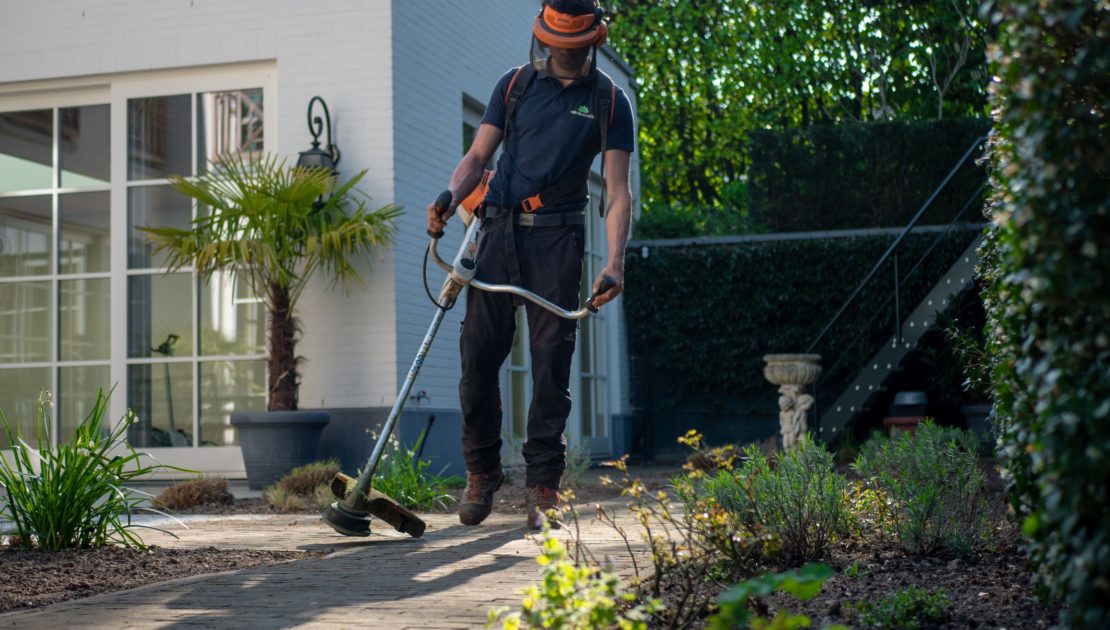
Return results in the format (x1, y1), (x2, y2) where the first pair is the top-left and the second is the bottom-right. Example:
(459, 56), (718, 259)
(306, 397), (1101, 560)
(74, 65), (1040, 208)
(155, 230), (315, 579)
(322, 501), (372, 537)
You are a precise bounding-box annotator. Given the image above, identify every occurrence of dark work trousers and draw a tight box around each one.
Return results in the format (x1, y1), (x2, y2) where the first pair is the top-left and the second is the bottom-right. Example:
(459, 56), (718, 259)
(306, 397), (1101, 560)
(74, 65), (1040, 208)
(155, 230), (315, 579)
(459, 212), (585, 489)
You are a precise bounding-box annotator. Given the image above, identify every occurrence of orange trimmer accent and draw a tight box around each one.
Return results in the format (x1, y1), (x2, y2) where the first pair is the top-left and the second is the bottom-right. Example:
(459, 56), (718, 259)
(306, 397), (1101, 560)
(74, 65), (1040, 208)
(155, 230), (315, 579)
(460, 169), (493, 213)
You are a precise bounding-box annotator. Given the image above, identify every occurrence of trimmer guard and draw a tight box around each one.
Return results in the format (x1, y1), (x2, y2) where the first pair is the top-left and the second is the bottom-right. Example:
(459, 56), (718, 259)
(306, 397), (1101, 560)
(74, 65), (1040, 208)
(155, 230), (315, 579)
(328, 472), (427, 538)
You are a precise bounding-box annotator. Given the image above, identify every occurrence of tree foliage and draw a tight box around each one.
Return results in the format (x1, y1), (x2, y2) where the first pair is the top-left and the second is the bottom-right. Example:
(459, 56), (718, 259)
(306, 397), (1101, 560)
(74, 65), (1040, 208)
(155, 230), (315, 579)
(980, 0), (1110, 625)
(606, 0), (989, 218)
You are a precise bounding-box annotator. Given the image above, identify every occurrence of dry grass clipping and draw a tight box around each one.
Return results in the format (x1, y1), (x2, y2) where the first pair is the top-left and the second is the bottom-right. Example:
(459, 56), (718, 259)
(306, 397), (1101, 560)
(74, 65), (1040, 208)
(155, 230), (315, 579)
(154, 477), (234, 510)
(278, 459), (340, 496)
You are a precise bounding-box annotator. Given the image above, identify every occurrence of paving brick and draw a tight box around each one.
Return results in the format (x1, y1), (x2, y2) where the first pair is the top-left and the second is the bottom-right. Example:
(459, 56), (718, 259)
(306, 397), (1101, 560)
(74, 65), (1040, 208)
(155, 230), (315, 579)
(0, 501), (651, 629)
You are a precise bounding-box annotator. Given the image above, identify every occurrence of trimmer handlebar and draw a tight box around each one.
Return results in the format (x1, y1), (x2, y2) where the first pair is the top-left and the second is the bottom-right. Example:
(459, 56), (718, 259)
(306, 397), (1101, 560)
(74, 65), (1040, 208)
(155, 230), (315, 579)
(427, 189), (616, 320)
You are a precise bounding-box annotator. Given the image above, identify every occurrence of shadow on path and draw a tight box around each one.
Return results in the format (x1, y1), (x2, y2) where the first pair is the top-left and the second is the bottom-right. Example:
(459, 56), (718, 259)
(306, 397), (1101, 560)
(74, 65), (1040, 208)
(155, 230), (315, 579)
(149, 523), (532, 628)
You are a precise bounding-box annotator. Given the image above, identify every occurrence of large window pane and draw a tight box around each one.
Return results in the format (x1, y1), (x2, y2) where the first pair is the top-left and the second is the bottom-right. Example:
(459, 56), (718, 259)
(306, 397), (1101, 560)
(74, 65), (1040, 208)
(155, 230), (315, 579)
(0, 367), (50, 449)
(0, 110), (52, 193)
(60, 105), (110, 188)
(128, 185), (191, 269)
(127, 95), (191, 181)
(0, 195), (52, 277)
(199, 359), (265, 446)
(197, 88), (263, 172)
(128, 273), (193, 358)
(0, 281), (50, 363)
(58, 365), (110, 444)
(59, 191), (110, 274)
(60, 278), (109, 361)
(127, 362), (193, 448)
(200, 271), (264, 356)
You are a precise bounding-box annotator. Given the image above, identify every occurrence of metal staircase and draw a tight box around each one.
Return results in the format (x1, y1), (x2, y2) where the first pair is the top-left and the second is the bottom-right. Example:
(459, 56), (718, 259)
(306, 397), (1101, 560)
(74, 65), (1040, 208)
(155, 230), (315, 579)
(805, 136), (988, 437)
(813, 236), (980, 435)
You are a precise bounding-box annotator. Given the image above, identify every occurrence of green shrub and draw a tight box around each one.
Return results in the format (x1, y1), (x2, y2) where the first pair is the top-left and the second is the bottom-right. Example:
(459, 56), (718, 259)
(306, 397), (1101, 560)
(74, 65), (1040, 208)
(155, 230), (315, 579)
(853, 587), (950, 629)
(843, 482), (896, 541)
(748, 438), (848, 564)
(487, 530), (661, 630)
(278, 459), (339, 496)
(154, 477), (234, 511)
(0, 390), (188, 550)
(980, 0), (1110, 624)
(682, 437), (848, 565)
(852, 422), (987, 555)
(371, 430), (457, 511)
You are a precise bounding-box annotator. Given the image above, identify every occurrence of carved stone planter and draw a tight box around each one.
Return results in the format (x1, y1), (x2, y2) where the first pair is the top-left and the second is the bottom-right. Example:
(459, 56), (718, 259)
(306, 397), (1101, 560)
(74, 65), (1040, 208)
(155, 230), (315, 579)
(763, 354), (822, 451)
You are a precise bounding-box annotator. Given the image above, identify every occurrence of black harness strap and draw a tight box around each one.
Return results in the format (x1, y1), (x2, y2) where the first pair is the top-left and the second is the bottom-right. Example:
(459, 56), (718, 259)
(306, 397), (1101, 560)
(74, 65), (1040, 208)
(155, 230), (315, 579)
(501, 64), (536, 306)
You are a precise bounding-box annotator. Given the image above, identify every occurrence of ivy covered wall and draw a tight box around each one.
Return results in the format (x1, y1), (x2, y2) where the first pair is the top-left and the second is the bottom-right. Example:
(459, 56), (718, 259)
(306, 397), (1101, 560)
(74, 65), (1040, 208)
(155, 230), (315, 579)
(981, 1), (1109, 625)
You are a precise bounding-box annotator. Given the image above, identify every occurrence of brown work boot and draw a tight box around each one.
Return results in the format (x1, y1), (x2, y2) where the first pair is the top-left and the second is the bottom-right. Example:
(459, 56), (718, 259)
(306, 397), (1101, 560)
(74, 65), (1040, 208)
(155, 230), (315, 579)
(458, 467), (504, 526)
(526, 485), (561, 530)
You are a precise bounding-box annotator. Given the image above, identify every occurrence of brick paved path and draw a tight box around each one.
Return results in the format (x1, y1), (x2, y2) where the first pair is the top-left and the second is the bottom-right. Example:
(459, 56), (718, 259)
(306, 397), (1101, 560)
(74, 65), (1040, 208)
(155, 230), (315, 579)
(0, 504), (649, 629)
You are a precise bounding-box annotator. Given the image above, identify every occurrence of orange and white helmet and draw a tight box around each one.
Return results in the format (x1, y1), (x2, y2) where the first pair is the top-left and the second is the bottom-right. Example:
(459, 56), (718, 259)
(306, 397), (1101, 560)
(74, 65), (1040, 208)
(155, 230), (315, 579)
(532, 1), (608, 49)
(529, 1), (608, 71)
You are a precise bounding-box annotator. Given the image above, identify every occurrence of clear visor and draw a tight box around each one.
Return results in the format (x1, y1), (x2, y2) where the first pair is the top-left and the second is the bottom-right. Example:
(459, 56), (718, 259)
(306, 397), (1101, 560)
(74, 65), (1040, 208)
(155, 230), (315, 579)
(530, 36), (596, 75)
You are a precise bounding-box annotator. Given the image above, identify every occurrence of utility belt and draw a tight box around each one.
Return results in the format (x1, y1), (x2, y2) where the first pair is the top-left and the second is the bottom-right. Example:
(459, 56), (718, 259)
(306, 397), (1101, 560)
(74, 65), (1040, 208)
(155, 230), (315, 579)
(479, 204), (584, 308)
(481, 205), (586, 227)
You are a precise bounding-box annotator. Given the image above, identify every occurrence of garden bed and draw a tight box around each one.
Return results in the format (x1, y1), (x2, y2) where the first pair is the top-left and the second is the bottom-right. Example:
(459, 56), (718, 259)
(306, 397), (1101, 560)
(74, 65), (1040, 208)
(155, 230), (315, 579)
(646, 517), (1060, 629)
(0, 545), (312, 613)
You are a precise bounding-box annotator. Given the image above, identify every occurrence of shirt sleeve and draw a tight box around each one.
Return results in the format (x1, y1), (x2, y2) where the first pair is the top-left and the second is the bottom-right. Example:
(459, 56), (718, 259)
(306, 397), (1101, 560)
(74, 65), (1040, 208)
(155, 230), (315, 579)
(480, 68), (519, 130)
(606, 86), (636, 153)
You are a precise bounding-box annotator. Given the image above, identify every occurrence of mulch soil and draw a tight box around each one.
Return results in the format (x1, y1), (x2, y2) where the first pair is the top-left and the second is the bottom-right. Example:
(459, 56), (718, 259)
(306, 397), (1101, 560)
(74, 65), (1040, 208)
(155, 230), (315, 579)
(644, 458), (1062, 629)
(0, 545), (312, 613)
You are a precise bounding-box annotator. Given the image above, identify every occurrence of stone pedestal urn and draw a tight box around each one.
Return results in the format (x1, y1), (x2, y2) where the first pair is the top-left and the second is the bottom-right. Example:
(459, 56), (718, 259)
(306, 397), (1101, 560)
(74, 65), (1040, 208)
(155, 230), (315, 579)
(763, 354), (822, 450)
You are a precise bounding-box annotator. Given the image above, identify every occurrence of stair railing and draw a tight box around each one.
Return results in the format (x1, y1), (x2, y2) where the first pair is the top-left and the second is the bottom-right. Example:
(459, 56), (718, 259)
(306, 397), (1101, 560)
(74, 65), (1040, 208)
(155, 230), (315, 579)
(804, 135), (989, 427)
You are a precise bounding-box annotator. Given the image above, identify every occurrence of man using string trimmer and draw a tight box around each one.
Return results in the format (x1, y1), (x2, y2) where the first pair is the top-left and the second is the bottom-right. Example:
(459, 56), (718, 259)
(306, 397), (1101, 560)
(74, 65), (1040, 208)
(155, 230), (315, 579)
(427, 0), (635, 530)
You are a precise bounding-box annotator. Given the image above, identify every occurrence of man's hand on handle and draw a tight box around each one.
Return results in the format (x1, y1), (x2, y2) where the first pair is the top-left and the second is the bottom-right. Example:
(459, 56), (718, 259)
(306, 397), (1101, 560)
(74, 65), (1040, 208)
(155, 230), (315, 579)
(426, 191), (457, 238)
(590, 265), (624, 309)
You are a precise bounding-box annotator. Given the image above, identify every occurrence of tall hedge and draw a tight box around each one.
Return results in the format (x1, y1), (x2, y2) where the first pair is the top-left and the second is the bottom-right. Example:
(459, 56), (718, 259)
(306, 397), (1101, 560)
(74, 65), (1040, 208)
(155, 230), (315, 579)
(625, 230), (975, 454)
(982, 1), (1109, 625)
(749, 119), (989, 232)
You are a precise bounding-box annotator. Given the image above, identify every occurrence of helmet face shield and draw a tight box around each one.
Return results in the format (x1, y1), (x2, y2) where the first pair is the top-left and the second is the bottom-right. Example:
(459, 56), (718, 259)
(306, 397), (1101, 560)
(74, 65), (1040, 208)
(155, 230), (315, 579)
(530, 35), (596, 72)
(532, 5), (607, 49)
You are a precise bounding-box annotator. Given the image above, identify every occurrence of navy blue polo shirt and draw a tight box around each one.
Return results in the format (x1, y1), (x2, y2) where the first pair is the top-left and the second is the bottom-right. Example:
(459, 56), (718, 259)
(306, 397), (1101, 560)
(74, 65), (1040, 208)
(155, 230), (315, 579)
(481, 65), (635, 214)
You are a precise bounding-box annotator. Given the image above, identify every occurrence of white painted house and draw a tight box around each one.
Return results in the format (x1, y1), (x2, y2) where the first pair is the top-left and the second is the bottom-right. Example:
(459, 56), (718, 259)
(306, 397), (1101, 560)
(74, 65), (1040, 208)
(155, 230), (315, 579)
(0, 1), (640, 477)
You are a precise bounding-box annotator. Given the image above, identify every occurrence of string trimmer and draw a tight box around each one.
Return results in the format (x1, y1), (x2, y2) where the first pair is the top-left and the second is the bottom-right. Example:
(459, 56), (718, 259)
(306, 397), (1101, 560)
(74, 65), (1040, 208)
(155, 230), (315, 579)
(322, 190), (616, 538)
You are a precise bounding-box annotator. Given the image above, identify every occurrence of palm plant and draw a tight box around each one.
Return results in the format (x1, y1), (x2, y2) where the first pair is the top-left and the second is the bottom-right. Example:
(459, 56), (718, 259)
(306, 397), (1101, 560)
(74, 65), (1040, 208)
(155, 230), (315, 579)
(142, 153), (401, 411)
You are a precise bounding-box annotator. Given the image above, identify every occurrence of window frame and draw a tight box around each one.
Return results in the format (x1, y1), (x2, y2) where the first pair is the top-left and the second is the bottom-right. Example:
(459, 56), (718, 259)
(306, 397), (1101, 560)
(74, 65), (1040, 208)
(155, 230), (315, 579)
(0, 63), (277, 474)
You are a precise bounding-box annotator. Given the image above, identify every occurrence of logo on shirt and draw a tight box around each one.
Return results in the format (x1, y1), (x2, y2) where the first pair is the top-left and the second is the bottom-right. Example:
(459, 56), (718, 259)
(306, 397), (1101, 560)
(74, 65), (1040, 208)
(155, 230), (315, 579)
(569, 104), (595, 119)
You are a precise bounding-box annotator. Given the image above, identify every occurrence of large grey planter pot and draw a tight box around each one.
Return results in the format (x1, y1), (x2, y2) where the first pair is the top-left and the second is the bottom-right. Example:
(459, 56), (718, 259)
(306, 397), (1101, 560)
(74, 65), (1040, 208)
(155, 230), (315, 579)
(231, 410), (330, 490)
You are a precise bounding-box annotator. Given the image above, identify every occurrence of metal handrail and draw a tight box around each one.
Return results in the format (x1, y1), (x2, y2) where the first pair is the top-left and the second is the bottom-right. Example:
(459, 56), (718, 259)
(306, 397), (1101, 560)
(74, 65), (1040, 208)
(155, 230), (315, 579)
(812, 181), (991, 388)
(805, 135), (988, 354)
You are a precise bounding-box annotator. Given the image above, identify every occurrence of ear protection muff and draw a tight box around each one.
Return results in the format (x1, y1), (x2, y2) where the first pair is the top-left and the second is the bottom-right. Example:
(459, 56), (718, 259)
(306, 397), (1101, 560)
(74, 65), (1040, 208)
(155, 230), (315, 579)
(532, 4), (607, 48)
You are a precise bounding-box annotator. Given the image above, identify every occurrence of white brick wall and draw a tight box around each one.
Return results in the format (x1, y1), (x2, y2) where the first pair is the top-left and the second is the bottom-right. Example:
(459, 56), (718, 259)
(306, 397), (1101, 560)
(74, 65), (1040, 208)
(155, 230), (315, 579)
(390, 0), (537, 412)
(0, 0), (400, 407)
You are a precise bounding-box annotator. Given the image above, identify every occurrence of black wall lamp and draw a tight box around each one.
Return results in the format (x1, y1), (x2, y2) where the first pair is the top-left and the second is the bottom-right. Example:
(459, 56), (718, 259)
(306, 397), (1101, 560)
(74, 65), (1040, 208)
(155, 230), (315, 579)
(296, 96), (341, 173)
